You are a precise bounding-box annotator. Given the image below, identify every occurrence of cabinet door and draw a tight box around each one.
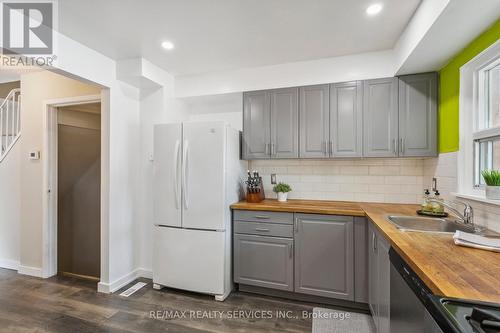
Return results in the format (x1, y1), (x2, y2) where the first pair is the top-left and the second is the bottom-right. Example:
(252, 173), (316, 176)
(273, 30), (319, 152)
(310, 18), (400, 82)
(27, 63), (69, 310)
(378, 235), (391, 333)
(270, 88), (299, 158)
(299, 85), (330, 158)
(363, 78), (399, 157)
(234, 234), (293, 291)
(243, 91), (271, 159)
(294, 214), (354, 300)
(398, 73), (438, 157)
(330, 81), (363, 157)
(354, 217), (368, 303)
(368, 223), (379, 330)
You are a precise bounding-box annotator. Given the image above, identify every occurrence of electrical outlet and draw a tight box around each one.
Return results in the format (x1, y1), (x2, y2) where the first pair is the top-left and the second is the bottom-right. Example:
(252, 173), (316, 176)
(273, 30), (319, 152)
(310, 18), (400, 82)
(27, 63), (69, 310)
(271, 174), (277, 185)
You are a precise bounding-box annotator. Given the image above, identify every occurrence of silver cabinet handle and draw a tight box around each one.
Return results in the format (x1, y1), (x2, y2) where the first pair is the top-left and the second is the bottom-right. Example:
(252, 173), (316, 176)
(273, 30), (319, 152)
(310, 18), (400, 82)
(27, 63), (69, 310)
(400, 138), (403, 154)
(329, 140), (333, 156)
(294, 218), (299, 233)
(289, 244), (293, 258)
(254, 215), (270, 219)
(372, 232), (377, 251)
(271, 142), (275, 156)
(323, 141), (327, 155)
(255, 228), (270, 232)
(265, 143), (269, 155)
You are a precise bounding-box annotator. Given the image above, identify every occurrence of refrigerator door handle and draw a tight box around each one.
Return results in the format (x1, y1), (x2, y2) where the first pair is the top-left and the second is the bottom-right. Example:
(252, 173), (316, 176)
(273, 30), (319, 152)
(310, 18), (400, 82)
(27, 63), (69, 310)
(173, 140), (180, 209)
(182, 140), (189, 209)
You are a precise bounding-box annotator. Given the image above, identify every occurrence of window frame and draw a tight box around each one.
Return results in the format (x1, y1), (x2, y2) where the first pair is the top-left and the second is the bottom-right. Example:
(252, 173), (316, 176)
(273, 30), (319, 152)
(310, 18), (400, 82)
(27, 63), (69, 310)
(458, 40), (500, 199)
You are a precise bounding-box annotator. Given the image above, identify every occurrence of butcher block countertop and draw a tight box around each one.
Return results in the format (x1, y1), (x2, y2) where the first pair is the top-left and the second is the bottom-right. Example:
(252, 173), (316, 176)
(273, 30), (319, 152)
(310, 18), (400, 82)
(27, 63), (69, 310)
(230, 199), (365, 216)
(231, 199), (500, 303)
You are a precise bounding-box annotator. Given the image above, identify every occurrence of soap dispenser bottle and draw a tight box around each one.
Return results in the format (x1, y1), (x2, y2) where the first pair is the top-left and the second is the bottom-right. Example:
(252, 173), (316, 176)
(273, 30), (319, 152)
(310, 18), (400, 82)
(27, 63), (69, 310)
(422, 189), (431, 212)
(432, 190), (444, 214)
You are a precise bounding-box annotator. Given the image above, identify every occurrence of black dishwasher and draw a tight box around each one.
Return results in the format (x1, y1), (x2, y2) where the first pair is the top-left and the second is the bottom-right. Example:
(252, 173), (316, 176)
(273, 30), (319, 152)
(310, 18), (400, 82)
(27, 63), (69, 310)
(389, 248), (444, 333)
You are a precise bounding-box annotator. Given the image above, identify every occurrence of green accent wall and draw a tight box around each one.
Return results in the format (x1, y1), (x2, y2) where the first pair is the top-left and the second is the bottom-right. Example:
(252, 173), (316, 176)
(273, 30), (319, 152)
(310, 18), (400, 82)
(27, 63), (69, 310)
(439, 19), (500, 153)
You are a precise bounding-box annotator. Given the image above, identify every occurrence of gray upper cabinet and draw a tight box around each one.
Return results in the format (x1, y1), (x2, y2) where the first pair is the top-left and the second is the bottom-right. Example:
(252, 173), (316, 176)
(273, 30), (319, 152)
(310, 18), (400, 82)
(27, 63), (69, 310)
(270, 88), (299, 158)
(299, 85), (330, 158)
(363, 78), (399, 157)
(243, 91), (271, 159)
(234, 234), (294, 291)
(294, 214), (354, 300)
(398, 73), (438, 157)
(242, 73), (437, 160)
(330, 81), (363, 157)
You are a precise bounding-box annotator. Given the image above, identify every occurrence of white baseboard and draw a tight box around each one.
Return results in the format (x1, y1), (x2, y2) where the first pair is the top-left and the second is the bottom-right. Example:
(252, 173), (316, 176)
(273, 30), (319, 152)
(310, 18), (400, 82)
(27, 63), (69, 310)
(98, 267), (152, 294)
(18, 265), (43, 277)
(137, 268), (152, 279)
(0, 259), (19, 271)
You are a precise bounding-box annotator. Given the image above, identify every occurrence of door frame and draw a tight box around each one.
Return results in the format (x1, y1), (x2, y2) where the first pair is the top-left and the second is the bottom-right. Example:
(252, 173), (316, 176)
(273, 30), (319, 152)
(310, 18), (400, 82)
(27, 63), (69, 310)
(41, 94), (105, 281)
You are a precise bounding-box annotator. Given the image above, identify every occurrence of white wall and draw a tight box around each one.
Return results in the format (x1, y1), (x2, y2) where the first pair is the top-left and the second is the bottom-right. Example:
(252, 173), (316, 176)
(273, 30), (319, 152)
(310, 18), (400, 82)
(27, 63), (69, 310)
(0, 143), (20, 270)
(175, 50), (397, 97)
(184, 93), (243, 131)
(18, 71), (101, 275)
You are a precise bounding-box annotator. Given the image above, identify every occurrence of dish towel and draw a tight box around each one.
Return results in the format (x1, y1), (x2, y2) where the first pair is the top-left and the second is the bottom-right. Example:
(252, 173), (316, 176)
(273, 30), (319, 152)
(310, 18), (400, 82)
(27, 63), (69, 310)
(453, 231), (500, 252)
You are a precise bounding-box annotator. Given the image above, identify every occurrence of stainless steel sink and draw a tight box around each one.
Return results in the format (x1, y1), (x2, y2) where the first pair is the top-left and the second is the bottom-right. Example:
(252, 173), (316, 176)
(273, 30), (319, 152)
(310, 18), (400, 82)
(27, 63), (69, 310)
(386, 215), (477, 234)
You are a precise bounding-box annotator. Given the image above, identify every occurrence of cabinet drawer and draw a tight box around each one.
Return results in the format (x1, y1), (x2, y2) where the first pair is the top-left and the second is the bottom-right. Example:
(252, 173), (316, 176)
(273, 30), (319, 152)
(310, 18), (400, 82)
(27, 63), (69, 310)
(234, 221), (293, 238)
(233, 210), (293, 224)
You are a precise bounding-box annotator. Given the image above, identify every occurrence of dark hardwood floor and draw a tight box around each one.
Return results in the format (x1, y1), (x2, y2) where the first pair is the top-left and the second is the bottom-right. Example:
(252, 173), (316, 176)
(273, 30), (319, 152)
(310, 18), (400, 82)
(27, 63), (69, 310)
(0, 268), (351, 333)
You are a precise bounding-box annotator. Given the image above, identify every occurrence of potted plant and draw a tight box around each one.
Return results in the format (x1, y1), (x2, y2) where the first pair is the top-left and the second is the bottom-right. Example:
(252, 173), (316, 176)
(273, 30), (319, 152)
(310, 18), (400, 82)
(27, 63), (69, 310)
(273, 182), (292, 202)
(481, 170), (500, 199)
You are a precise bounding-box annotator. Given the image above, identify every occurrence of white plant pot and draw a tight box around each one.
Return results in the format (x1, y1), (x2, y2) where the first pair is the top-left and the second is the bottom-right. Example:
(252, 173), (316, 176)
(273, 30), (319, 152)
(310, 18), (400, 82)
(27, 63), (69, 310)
(485, 185), (500, 200)
(277, 192), (288, 202)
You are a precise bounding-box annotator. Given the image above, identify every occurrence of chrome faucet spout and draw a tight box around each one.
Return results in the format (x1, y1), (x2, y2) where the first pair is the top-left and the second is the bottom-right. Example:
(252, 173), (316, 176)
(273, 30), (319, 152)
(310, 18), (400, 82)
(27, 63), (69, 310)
(427, 199), (474, 226)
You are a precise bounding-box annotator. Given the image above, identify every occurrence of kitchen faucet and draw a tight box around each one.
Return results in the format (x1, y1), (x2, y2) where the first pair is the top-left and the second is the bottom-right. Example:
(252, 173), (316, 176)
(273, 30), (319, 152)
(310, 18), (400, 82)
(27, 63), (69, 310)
(427, 199), (474, 226)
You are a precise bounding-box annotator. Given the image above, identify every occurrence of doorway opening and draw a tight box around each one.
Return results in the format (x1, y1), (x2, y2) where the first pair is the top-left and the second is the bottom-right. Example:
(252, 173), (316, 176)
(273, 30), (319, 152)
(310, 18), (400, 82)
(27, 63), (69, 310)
(56, 102), (101, 282)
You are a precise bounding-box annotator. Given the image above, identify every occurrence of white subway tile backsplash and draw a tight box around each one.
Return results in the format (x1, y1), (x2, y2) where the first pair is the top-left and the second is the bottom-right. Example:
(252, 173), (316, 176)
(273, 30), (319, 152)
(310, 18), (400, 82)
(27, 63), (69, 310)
(250, 158), (426, 204)
(340, 166), (370, 175)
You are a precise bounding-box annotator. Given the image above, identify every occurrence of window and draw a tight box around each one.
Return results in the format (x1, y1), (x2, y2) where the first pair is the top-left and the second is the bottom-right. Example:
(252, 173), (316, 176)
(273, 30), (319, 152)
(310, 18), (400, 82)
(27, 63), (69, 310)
(458, 40), (500, 201)
(473, 61), (500, 186)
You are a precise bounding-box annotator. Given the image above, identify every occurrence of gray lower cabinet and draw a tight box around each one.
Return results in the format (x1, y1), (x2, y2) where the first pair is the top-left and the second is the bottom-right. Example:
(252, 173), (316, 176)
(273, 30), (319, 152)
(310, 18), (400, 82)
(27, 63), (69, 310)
(368, 221), (391, 333)
(243, 91), (271, 159)
(363, 77), (399, 157)
(398, 73), (438, 157)
(330, 81), (363, 157)
(234, 234), (294, 291)
(354, 217), (368, 303)
(294, 214), (354, 300)
(299, 84), (330, 158)
(270, 88), (299, 158)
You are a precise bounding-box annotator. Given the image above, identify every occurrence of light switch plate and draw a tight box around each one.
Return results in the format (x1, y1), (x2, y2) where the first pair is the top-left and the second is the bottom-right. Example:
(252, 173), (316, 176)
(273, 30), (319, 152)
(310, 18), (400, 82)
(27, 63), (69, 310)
(271, 173), (277, 184)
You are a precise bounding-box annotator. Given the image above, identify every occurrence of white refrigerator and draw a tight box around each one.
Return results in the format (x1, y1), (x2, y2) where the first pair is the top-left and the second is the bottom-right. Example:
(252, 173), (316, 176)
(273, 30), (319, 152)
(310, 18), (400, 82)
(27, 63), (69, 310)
(152, 121), (246, 301)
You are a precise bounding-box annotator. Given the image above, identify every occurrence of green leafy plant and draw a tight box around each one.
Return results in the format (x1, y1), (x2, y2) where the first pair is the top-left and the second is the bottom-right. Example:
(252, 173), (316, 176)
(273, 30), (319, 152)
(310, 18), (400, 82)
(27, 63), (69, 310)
(273, 182), (292, 193)
(481, 170), (500, 186)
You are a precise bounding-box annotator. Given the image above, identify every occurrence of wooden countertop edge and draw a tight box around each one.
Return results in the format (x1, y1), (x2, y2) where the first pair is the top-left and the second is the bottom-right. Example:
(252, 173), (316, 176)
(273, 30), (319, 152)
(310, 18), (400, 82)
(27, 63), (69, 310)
(230, 200), (366, 216)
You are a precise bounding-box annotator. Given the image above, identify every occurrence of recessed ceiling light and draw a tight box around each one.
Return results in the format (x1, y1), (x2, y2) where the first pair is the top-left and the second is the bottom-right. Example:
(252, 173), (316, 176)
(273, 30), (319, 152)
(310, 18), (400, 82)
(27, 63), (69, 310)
(161, 41), (175, 50)
(366, 3), (383, 16)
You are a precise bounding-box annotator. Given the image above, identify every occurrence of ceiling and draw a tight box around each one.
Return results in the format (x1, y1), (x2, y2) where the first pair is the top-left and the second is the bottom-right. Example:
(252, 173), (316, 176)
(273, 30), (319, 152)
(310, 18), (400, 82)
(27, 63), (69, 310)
(58, 0), (421, 76)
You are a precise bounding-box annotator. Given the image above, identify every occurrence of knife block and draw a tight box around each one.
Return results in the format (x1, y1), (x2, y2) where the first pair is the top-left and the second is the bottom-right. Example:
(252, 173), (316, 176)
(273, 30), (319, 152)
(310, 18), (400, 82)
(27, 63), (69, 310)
(246, 178), (265, 203)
